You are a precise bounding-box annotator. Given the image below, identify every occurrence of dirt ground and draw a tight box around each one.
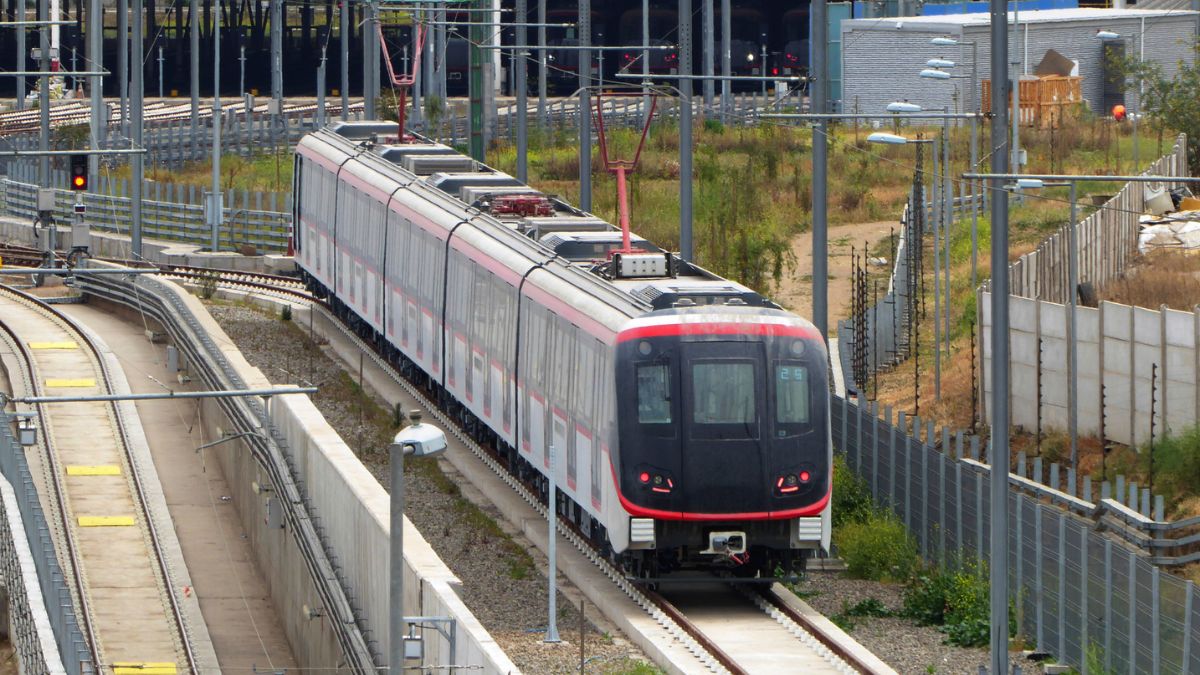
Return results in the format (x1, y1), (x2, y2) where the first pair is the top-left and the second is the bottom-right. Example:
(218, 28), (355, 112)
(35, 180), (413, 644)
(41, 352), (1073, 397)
(773, 220), (898, 331)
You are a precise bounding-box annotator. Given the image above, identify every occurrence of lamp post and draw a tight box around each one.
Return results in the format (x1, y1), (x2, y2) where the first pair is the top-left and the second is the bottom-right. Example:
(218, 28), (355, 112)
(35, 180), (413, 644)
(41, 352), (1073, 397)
(1096, 29), (1141, 171)
(918, 70), (959, 361)
(868, 131), (939, 397)
(931, 36), (981, 293)
(389, 412), (448, 671)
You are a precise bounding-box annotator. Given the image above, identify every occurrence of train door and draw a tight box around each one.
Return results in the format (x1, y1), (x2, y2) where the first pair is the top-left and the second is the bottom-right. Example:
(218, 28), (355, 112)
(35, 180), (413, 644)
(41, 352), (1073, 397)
(680, 340), (768, 514)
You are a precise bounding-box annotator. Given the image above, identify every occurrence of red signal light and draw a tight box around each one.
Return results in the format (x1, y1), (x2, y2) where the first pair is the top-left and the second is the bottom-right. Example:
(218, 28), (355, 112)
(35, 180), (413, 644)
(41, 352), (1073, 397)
(69, 153), (88, 191)
(799, 470), (811, 483)
(771, 67), (779, 76)
(639, 472), (650, 483)
(1113, 104), (1126, 121)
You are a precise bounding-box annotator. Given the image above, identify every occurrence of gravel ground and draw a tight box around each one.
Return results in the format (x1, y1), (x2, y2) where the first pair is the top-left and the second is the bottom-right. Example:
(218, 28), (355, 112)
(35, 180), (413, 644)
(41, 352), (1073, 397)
(793, 571), (1047, 674)
(208, 302), (652, 675)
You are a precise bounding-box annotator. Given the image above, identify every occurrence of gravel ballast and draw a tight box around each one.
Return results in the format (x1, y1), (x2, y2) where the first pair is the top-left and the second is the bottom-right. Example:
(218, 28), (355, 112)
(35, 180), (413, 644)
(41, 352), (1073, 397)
(208, 302), (651, 674)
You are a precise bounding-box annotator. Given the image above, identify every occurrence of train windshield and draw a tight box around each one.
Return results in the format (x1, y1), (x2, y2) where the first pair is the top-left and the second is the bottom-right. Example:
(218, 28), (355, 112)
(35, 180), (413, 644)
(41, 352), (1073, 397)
(636, 363), (672, 424)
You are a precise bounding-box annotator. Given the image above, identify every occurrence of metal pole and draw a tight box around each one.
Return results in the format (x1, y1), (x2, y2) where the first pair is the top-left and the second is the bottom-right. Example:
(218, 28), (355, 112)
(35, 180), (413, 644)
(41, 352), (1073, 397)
(190, 0), (198, 133)
(537, 0), (546, 132)
(812, 0), (828, 340)
(943, 112), (952, 354)
(239, 45), (245, 97)
(271, 0), (282, 124)
(412, 9), (423, 126)
(679, 0), (693, 261)
(317, 46), (327, 127)
(340, 0), (349, 120)
(1068, 180), (1078, 473)
(468, 0), (485, 160)
(422, 7), (434, 115)
(132, 0), (143, 257)
(88, 0), (102, 178)
(932, 130), (941, 399)
(545, 444), (560, 642)
(38, 0), (49, 185)
(720, 0), (730, 123)
(157, 47), (163, 98)
(988, 0), (1011, 671)
(1010, 3), (1021, 203)
(16, 2), (25, 110)
(516, 0), (527, 182)
(578, 0), (591, 211)
(389, 440), (407, 670)
(1132, 35), (1140, 171)
(211, 3), (222, 253)
(641, 0), (649, 125)
(118, 0), (128, 138)
(970, 41), (979, 292)
(702, 0), (713, 117)
(363, 0), (377, 118)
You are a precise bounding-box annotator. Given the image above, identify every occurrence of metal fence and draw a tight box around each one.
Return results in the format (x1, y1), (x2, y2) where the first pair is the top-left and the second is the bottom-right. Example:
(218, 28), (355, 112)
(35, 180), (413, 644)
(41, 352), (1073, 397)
(836, 176), (926, 395)
(0, 417), (92, 673)
(835, 395), (1200, 674)
(1, 166), (291, 253)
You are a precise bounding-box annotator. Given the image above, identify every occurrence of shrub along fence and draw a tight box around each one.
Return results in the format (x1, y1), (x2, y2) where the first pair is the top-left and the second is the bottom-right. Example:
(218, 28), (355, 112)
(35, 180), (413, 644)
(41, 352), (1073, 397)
(835, 395), (1200, 674)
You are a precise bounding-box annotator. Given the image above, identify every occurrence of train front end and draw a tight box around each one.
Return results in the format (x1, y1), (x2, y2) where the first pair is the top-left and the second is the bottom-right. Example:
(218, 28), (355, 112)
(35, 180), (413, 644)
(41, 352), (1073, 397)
(613, 307), (832, 577)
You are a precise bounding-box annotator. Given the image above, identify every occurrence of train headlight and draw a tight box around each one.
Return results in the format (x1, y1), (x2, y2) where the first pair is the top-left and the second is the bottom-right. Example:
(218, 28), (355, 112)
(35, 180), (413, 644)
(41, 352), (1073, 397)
(746, 53), (755, 63)
(789, 340), (806, 356)
(638, 340), (653, 356)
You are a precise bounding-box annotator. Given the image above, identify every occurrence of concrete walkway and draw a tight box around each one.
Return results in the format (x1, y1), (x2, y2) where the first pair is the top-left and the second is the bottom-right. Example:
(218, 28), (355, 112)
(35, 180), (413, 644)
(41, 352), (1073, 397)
(60, 303), (297, 673)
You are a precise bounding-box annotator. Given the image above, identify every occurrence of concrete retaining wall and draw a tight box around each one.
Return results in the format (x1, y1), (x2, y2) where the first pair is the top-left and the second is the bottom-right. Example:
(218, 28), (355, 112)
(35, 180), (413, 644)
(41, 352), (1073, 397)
(982, 291), (1200, 447)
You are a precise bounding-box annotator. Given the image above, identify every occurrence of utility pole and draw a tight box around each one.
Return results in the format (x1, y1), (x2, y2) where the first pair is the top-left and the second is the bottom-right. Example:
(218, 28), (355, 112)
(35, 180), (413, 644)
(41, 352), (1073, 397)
(678, 0), (693, 261)
(515, 0), (528, 182)
(118, 0), (127, 138)
(364, 1), (378, 118)
(578, 0), (592, 211)
(537, 0), (546, 131)
(16, 1), (25, 110)
(988, 0), (1011, 671)
(721, 0), (731, 122)
(38, 0), (50, 186)
(812, 0), (829, 339)
(157, 47), (164, 99)
(132, 0), (144, 258)
(190, 0), (198, 134)
(702, 0), (714, 117)
(341, 0), (349, 120)
(411, 8), (423, 127)
(210, 0), (222, 253)
(88, 0), (103, 178)
(468, 0), (485, 160)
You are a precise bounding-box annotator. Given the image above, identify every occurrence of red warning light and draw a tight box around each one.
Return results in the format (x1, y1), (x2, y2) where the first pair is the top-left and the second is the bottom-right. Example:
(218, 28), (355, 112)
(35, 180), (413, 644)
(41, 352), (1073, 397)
(799, 470), (811, 483)
(639, 472), (650, 483)
(1112, 104), (1127, 121)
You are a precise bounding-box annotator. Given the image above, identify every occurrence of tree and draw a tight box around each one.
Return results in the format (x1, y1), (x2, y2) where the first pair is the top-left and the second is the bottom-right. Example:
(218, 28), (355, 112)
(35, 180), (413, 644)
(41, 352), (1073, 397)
(1110, 45), (1200, 174)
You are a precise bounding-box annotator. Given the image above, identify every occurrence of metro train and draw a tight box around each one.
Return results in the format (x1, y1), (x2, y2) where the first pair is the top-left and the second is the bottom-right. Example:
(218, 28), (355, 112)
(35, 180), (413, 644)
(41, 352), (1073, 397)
(292, 121), (831, 578)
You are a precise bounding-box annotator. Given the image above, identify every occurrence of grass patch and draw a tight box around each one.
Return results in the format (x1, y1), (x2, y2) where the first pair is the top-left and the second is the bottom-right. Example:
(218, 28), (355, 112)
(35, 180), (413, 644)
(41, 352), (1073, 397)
(1100, 424), (1200, 517)
(831, 597), (894, 631)
(1099, 249), (1200, 312)
(835, 511), (920, 583)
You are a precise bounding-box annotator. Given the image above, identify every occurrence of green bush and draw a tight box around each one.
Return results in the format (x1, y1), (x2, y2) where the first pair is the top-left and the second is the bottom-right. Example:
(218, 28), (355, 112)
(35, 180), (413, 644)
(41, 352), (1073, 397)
(902, 561), (1016, 648)
(831, 454), (874, 529)
(834, 510), (919, 582)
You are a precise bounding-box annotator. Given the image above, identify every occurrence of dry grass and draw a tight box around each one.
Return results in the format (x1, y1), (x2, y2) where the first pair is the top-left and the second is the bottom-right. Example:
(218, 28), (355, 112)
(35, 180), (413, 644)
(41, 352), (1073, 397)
(1100, 249), (1200, 311)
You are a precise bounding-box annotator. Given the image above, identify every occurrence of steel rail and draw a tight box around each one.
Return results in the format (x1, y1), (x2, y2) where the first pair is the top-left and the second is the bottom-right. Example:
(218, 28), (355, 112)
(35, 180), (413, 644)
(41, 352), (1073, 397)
(76, 272), (377, 671)
(0, 284), (200, 672)
(0, 286), (101, 672)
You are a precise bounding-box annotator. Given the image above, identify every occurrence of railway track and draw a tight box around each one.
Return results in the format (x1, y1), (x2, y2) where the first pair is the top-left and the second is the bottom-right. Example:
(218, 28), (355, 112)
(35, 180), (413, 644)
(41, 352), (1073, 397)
(0, 284), (198, 673)
(185, 272), (887, 674)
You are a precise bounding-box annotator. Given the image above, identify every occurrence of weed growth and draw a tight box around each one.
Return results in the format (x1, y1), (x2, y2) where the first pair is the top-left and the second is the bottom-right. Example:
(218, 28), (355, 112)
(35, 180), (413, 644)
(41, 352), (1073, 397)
(834, 510), (919, 582)
(902, 559), (1015, 648)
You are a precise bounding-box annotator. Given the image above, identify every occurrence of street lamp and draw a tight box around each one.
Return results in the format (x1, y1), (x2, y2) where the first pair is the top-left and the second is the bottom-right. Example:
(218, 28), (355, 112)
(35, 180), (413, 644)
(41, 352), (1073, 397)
(919, 68), (952, 80)
(389, 411), (448, 672)
(1096, 29), (1141, 170)
(886, 102), (923, 113)
(929, 36), (981, 292)
(926, 58), (956, 69)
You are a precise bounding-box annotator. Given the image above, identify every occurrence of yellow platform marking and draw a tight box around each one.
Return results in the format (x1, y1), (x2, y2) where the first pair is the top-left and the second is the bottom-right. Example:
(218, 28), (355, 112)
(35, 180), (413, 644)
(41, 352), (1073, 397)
(77, 516), (136, 527)
(66, 465), (121, 476)
(113, 663), (177, 675)
(28, 341), (78, 350)
(44, 378), (95, 388)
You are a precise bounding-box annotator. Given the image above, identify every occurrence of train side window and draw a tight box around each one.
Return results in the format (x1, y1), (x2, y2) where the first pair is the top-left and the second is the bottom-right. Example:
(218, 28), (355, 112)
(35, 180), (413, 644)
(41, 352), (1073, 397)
(636, 364), (671, 424)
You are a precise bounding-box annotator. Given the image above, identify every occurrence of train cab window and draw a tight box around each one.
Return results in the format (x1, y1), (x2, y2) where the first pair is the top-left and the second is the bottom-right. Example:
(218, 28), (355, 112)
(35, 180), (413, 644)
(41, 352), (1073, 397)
(636, 364), (671, 424)
(691, 362), (756, 426)
(775, 363), (811, 427)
